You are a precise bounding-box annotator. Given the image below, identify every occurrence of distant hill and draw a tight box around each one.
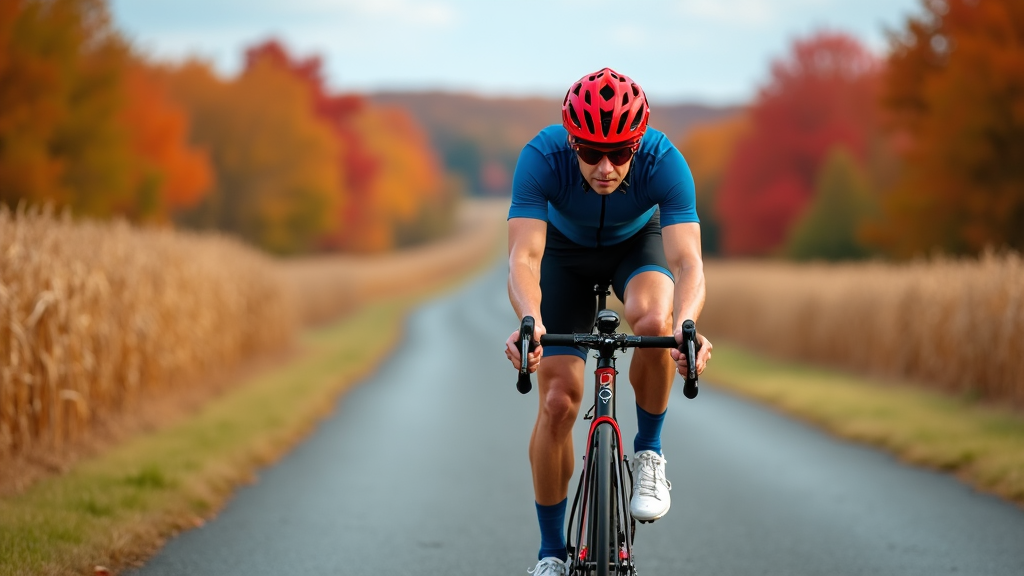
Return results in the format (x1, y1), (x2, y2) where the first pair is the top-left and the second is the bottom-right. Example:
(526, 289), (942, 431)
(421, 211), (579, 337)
(371, 91), (741, 196)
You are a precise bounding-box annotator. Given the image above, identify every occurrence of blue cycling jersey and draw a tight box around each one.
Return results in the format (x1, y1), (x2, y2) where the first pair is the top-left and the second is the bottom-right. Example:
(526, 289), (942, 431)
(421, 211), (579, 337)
(508, 125), (698, 247)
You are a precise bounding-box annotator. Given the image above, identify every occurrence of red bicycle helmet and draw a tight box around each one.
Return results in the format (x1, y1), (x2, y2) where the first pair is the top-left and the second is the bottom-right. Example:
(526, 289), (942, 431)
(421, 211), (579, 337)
(562, 68), (650, 146)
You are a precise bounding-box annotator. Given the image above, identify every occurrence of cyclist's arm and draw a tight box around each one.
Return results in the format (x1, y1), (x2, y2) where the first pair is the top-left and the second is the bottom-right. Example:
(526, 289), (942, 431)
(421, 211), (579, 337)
(663, 222), (712, 374)
(505, 217), (547, 372)
(662, 222), (705, 326)
(508, 217), (547, 324)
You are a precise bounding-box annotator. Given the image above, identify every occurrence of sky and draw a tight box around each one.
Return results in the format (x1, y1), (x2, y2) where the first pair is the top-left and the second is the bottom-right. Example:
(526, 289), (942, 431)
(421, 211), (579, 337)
(110, 0), (923, 106)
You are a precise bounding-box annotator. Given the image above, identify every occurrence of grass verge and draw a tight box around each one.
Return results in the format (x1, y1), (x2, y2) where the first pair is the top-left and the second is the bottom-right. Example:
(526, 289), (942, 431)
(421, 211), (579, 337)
(705, 342), (1024, 507)
(0, 298), (414, 575)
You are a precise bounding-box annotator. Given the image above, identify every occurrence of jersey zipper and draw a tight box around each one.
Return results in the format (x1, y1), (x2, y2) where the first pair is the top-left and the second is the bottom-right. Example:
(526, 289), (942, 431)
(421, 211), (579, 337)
(596, 195), (607, 247)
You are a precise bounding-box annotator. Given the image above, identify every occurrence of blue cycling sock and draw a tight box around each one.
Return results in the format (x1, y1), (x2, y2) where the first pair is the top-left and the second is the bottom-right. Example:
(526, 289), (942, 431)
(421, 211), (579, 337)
(536, 499), (568, 561)
(634, 404), (666, 455)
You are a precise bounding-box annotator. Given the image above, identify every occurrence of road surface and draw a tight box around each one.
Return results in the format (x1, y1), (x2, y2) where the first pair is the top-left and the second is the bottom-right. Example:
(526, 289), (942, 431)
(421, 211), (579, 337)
(130, 264), (1024, 575)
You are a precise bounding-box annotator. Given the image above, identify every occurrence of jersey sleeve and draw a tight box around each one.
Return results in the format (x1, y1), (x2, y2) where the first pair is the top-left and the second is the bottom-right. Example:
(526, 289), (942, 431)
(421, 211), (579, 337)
(650, 146), (699, 226)
(508, 143), (554, 222)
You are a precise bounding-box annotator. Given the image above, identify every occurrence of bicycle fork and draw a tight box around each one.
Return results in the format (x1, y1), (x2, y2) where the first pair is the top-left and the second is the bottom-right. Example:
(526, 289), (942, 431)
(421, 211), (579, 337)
(567, 366), (636, 576)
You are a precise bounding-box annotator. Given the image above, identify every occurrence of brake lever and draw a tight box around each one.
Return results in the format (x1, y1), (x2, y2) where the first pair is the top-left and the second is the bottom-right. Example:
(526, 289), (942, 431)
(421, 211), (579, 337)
(681, 319), (700, 399)
(517, 316), (536, 394)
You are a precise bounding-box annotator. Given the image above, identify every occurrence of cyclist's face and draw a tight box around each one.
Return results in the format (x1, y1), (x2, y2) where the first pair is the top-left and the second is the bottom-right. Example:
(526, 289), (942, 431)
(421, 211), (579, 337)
(577, 152), (631, 195)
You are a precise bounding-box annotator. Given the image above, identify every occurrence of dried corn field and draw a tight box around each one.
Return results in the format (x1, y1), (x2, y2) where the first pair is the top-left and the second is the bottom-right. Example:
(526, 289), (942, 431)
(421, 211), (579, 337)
(702, 254), (1024, 405)
(0, 206), (296, 463)
(0, 199), (507, 473)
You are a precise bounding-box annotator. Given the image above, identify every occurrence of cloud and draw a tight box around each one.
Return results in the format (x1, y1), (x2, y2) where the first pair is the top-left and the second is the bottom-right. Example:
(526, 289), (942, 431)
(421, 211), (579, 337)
(280, 0), (459, 27)
(674, 0), (831, 28)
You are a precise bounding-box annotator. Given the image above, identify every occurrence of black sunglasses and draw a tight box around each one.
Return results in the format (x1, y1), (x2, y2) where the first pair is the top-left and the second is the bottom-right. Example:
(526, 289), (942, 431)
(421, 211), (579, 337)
(571, 142), (639, 166)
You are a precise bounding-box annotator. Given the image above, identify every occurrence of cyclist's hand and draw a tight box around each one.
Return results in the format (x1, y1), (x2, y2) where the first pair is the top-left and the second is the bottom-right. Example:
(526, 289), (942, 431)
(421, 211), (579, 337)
(505, 324), (545, 373)
(670, 332), (713, 377)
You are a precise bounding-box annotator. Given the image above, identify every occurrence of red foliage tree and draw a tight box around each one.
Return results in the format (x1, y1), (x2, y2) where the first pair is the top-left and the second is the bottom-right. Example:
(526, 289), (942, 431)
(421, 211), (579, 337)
(867, 0), (1024, 256)
(716, 32), (882, 256)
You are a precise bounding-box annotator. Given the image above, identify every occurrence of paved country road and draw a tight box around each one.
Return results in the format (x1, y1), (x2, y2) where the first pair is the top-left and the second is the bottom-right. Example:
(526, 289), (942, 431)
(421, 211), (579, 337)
(130, 265), (1024, 576)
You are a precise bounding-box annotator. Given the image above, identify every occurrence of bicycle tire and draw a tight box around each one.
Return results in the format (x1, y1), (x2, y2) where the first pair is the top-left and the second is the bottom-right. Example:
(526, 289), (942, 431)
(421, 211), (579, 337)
(596, 426), (613, 576)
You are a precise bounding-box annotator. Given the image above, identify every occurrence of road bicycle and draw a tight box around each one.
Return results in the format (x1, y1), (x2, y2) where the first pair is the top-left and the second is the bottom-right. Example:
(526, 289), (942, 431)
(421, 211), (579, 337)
(515, 283), (699, 576)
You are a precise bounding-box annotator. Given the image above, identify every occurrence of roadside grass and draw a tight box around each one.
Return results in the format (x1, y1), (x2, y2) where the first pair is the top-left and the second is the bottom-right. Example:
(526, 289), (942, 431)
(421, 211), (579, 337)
(705, 342), (1024, 506)
(0, 295), (428, 576)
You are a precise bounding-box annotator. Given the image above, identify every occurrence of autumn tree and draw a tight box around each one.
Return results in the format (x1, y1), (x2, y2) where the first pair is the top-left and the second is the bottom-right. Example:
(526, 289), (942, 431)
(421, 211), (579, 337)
(867, 0), (1024, 256)
(164, 59), (341, 254)
(0, 0), (130, 214)
(244, 39), (450, 252)
(349, 106), (449, 250)
(118, 61), (212, 222)
(716, 32), (882, 256)
(0, 0), (212, 222)
(678, 114), (749, 256)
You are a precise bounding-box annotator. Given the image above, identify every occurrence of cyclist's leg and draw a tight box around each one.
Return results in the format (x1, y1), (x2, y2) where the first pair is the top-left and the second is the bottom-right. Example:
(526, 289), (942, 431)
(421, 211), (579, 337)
(622, 271), (675, 414)
(612, 217), (676, 523)
(531, 355), (586, 505)
(532, 225), (599, 562)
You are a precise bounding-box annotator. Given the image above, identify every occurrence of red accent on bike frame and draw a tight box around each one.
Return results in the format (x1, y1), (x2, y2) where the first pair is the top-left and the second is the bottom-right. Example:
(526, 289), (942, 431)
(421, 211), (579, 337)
(598, 367), (615, 387)
(585, 416), (623, 458)
(620, 548), (629, 560)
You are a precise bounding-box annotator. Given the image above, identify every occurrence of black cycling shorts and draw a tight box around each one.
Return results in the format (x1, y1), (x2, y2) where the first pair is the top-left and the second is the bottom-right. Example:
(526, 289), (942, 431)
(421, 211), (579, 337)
(540, 212), (673, 359)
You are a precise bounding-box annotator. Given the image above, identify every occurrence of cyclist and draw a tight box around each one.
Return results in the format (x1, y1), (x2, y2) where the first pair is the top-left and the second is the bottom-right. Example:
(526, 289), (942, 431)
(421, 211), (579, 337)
(504, 68), (712, 576)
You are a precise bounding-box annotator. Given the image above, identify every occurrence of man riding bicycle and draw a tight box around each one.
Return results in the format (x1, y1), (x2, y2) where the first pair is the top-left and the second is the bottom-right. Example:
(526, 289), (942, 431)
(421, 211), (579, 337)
(504, 68), (713, 576)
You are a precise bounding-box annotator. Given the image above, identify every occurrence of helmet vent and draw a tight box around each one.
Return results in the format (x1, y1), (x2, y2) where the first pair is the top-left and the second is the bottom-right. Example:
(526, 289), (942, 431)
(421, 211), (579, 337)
(629, 102), (646, 131)
(616, 111), (629, 135)
(583, 110), (595, 134)
(610, 71), (619, 80)
(621, 93), (629, 106)
(573, 83), (582, 97)
(568, 103), (582, 129)
(632, 84), (640, 97)
(600, 109), (613, 137)
(599, 85), (615, 101)
(584, 90), (591, 105)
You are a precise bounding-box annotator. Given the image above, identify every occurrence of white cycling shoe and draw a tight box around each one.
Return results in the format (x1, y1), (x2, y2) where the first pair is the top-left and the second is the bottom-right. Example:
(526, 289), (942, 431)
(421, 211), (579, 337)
(528, 556), (569, 576)
(630, 450), (672, 522)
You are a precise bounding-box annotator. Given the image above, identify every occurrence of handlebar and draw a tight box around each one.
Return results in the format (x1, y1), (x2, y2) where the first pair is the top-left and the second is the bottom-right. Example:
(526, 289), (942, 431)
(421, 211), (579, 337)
(514, 316), (701, 399)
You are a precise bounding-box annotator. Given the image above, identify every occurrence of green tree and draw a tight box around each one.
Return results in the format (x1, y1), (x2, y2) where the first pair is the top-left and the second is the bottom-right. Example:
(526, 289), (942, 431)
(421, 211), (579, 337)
(786, 147), (875, 260)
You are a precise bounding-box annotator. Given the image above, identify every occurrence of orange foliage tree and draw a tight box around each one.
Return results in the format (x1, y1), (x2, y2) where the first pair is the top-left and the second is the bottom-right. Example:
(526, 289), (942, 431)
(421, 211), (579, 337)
(0, 0), (211, 220)
(243, 40), (448, 252)
(350, 106), (448, 250)
(0, 0), (129, 214)
(163, 59), (341, 254)
(119, 62), (212, 222)
(868, 0), (1024, 256)
(716, 32), (882, 256)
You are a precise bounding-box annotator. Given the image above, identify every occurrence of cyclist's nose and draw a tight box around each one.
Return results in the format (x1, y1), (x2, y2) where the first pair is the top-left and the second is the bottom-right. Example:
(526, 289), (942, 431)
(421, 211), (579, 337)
(596, 154), (615, 174)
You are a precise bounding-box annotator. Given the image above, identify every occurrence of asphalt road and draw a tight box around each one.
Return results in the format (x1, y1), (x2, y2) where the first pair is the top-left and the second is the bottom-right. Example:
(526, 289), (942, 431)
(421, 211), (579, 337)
(130, 264), (1024, 576)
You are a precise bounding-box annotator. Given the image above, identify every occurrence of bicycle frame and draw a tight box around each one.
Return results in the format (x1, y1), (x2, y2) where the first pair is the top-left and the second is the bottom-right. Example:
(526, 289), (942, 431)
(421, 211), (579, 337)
(516, 283), (699, 576)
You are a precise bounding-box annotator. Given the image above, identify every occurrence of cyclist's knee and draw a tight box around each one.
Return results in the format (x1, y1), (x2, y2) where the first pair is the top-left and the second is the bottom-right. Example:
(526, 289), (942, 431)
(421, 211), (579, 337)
(540, 387), (580, 427)
(629, 311), (672, 337)
(538, 372), (582, 431)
